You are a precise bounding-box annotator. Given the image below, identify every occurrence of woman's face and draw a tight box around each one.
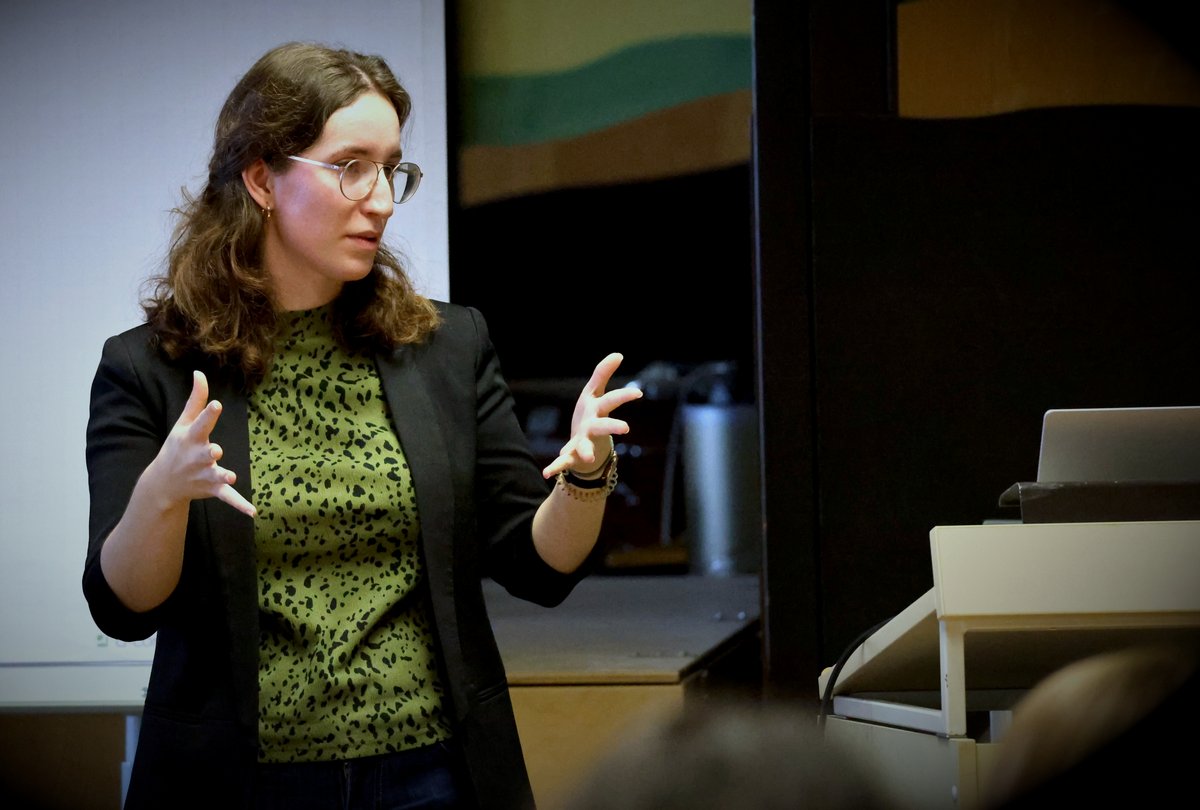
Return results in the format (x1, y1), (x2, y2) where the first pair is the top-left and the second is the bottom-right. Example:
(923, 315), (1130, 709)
(262, 91), (401, 311)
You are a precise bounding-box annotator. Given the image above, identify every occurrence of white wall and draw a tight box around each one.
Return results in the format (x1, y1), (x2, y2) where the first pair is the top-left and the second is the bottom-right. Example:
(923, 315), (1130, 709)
(0, 0), (448, 700)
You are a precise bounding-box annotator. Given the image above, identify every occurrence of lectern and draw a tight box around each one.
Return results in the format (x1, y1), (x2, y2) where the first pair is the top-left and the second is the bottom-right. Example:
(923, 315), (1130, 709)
(817, 520), (1200, 809)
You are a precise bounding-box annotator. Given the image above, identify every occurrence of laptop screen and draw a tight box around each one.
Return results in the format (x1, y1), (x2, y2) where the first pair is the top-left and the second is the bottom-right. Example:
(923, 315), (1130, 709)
(1037, 406), (1200, 483)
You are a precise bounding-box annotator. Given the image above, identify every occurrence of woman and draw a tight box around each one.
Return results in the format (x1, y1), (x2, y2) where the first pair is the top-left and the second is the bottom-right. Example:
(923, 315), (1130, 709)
(83, 41), (640, 810)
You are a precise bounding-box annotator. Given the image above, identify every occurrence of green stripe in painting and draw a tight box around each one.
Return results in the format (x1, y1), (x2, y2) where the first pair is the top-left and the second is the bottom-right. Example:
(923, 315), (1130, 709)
(463, 35), (751, 147)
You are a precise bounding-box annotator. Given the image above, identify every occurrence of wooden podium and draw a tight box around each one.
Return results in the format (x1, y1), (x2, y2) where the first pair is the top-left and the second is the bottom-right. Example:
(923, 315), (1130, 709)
(487, 574), (761, 810)
(817, 520), (1200, 810)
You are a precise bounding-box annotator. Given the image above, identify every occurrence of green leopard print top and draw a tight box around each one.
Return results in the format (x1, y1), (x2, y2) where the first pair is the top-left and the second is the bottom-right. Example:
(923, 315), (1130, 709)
(248, 305), (451, 763)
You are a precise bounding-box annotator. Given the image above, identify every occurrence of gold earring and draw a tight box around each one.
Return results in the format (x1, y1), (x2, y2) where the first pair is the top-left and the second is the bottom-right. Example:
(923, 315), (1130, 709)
(263, 206), (272, 221)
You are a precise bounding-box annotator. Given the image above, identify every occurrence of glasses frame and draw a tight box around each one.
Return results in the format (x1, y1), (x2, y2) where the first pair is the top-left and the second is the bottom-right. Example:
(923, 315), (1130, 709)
(287, 155), (423, 204)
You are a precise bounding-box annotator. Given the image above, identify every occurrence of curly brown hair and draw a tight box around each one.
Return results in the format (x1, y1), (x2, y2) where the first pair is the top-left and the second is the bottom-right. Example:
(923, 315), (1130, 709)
(142, 41), (441, 388)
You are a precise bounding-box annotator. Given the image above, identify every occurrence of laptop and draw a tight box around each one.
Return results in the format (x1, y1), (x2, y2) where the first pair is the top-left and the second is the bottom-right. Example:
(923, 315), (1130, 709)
(1037, 406), (1200, 483)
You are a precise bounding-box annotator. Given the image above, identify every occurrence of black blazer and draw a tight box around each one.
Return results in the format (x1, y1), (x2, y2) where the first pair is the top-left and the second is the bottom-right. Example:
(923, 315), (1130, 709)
(84, 302), (583, 809)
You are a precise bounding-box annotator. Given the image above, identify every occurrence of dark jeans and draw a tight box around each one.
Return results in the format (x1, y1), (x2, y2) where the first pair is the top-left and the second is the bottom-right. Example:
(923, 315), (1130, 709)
(255, 742), (466, 810)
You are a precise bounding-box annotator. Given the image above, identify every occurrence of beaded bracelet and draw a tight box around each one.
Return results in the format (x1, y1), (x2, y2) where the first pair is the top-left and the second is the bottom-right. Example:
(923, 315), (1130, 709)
(556, 450), (618, 501)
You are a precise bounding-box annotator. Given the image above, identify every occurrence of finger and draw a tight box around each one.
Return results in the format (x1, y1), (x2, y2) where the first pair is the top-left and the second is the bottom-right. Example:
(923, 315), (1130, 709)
(580, 417), (631, 438)
(216, 482), (257, 518)
(595, 386), (644, 414)
(603, 417), (632, 435)
(179, 370), (210, 424)
(187, 399), (224, 442)
(583, 353), (624, 396)
(575, 435), (599, 466)
(209, 442), (223, 462)
(542, 453), (574, 479)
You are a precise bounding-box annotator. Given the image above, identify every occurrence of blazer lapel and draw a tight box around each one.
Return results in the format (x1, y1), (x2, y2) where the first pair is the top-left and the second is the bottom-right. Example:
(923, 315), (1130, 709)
(204, 372), (259, 729)
(374, 347), (457, 588)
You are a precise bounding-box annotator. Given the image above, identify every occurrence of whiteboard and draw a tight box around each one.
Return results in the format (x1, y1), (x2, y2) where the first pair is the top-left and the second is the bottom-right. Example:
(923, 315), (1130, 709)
(0, 0), (449, 709)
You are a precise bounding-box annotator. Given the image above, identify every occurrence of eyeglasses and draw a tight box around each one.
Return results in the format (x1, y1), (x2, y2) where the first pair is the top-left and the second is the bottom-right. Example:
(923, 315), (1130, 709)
(287, 155), (422, 204)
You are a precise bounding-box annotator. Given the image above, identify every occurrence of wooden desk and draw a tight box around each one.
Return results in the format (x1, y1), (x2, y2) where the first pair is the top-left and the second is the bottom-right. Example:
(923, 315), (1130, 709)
(485, 574), (761, 810)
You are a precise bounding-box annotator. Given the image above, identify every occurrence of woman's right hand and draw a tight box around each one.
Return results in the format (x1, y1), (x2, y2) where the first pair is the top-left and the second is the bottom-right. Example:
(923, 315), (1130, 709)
(147, 370), (256, 518)
(99, 370), (253, 612)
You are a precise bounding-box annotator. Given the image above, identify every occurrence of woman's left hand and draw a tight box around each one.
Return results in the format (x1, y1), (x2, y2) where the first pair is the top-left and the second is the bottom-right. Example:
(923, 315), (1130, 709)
(542, 352), (643, 479)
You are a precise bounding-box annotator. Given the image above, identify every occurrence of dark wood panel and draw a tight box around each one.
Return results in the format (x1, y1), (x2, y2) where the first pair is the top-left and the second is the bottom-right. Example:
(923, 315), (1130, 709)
(810, 105), (1200, 659)
(751, 0), (823, 697)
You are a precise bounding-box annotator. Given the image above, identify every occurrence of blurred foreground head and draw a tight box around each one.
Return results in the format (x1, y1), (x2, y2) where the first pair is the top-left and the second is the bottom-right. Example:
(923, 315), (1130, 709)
(561, 698), (892, 810)
(984, 642), (1200, 808)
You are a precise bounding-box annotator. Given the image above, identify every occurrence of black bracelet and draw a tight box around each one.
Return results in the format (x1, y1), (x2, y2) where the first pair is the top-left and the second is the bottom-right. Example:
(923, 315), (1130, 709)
(560, 446), (618, 491)
(563, 468), (609, 489)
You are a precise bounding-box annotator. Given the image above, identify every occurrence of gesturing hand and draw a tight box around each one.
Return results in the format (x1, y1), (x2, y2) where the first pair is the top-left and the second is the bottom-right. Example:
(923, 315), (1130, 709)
(152, 370), (257, 517)
(542, 353), (643, 479)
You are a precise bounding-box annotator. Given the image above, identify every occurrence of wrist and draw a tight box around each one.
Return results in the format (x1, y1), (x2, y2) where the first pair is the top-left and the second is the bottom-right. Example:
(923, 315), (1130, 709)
(570, 436), (615, 480)
(557, 441), (619, 501)
(138, 459), (189, 515)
